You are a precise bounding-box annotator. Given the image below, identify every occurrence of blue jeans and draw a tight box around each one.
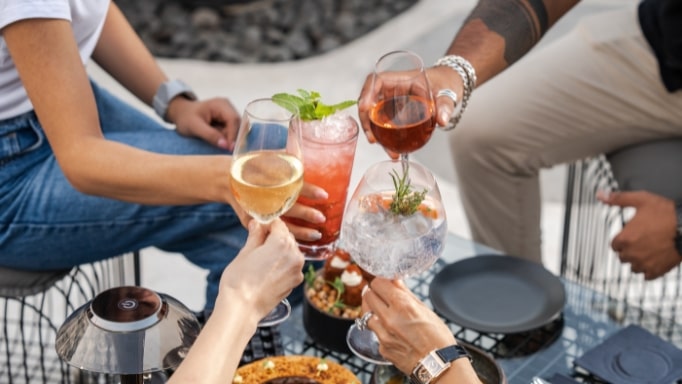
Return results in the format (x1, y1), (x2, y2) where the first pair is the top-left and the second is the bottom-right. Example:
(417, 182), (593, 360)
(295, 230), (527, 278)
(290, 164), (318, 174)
(0, 81), (247, 310)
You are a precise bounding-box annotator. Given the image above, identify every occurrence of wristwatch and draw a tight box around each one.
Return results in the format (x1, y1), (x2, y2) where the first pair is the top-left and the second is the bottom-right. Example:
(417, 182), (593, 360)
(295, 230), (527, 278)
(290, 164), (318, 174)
(410, 345), (472, 384)
(674, 200), (682, 256)
(152, 79), (197, 122)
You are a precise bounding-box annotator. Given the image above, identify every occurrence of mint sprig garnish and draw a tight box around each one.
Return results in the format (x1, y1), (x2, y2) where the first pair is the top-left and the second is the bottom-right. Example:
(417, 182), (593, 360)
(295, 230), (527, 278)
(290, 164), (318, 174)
(272, 89), (356, 121)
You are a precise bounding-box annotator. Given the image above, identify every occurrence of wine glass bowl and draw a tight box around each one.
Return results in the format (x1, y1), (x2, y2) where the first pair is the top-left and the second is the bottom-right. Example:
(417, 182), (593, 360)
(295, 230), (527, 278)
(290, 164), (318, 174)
(341, 160), (447, 280)
(368, 50), (436, 158)
(230, 98), (304, 224)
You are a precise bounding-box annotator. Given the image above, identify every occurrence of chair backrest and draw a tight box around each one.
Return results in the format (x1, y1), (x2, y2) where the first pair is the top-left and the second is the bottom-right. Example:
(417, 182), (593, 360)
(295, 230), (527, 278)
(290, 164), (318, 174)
(561, 139), (682, 346)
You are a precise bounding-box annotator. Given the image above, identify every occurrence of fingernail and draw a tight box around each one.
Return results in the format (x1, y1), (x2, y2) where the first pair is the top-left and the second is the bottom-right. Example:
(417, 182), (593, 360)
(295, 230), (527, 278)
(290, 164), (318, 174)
(313, 211), (326, 223)
(361, 285), (370, 296)
(217, 138), (229, 149)
(309, 231), (322, 241)
(440, 110), (449, 123)
(315, 189), (329, 200)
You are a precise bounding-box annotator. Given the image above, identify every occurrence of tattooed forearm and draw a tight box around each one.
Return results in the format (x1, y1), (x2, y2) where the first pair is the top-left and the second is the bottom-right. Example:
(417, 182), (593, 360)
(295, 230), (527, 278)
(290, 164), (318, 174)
(466, 0), (549, 65)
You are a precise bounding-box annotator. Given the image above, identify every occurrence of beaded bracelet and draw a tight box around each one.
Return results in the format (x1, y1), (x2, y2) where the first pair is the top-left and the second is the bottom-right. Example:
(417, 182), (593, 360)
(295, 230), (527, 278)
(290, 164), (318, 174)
(434, 55), (477, 130)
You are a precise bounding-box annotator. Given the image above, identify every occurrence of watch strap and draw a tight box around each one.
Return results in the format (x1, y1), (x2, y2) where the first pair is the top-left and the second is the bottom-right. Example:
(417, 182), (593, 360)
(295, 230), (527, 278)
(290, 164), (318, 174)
(152, 79), (197, 123)
(435, 344), (472, 363)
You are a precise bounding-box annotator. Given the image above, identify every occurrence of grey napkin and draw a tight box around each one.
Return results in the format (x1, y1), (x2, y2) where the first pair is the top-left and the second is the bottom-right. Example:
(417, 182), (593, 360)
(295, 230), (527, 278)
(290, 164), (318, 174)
(573, 324), (682, 384)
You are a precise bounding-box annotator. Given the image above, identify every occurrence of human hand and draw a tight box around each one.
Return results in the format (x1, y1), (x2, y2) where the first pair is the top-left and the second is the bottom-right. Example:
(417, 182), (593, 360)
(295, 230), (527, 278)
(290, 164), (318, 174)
(597, 190), (681, 279)
(281, 182), (328, 242)
(361, 278), (457, 374)
(356, 66), (464, 156)
(167, 97), (240, 151)
(219, 219), (304, 321)
(425, 66), (466, 128)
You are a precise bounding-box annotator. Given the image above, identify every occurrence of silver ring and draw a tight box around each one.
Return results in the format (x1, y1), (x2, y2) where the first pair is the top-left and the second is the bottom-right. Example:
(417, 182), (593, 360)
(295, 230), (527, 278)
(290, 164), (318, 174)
(436, 88), (458, 107)
(355, 311), (373, 331)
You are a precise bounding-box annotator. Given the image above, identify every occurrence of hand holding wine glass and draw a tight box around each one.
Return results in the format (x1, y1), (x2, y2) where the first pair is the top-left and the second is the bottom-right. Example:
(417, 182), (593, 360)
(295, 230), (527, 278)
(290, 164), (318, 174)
(230, 97), (304, 326)
(340, 159), (447, 363)
(359, 50), (436, 161)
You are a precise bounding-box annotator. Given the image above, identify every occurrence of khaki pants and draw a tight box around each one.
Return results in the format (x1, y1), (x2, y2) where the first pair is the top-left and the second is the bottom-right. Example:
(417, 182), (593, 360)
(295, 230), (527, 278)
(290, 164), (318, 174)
(451, 4), (682, 263)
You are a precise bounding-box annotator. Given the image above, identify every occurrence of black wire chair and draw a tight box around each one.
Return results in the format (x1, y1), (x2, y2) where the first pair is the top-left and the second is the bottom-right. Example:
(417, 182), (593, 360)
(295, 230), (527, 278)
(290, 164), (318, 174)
(0, 252), (139, 384)
(561, 140), (682, 347)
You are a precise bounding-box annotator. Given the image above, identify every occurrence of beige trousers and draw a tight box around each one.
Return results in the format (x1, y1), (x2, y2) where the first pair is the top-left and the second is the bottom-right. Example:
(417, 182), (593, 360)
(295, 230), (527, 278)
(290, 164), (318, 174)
(450, 5), (682, 263)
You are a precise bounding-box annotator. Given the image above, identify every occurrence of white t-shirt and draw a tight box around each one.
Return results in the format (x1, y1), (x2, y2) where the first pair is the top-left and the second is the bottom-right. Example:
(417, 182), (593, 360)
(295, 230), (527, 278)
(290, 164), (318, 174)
(0, 0), (109, 120)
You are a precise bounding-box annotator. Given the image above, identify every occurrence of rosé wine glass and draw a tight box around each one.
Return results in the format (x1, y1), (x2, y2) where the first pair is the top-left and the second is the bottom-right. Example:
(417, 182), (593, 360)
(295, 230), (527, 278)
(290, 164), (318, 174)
(368, 50), (436, 162)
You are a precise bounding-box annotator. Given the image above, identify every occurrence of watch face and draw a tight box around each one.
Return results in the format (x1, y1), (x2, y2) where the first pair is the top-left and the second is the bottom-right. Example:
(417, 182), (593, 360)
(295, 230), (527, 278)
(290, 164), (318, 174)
(423, 355), (442, 374)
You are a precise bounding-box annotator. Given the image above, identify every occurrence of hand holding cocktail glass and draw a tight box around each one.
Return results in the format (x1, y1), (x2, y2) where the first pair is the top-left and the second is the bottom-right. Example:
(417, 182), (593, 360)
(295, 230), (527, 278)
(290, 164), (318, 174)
(341, 159), (447, 364)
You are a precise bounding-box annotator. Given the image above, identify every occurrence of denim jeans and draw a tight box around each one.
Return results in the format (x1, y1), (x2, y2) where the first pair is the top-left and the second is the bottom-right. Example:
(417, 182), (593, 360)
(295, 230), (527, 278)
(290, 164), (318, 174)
(0, 81), (247, 310)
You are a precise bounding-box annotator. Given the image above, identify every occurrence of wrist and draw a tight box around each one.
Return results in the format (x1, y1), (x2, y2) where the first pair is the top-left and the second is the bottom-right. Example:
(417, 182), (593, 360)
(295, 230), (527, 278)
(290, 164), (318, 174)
(433, 55), (477, 131)
(410, 345), (472, 384)
(153, 79), (197, 123)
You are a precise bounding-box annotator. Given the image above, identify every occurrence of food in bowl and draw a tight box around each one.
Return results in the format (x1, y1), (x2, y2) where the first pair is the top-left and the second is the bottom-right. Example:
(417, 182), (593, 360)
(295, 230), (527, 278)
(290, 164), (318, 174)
(305, 248), (374, 319)
(303, 247), (374, 353)
(234, 355), (360, 384)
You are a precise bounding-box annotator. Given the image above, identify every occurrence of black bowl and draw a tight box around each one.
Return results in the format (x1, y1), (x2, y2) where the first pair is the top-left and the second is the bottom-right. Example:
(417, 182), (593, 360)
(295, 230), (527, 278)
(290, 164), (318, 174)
(302, 284), (354, 354)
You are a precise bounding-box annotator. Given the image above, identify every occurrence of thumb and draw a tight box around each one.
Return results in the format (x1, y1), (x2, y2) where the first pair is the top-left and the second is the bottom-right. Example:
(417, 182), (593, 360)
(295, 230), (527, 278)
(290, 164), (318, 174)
(241, 220), (268, 253)
(435, 91), (458, 127)
(598, 190), (647, 208)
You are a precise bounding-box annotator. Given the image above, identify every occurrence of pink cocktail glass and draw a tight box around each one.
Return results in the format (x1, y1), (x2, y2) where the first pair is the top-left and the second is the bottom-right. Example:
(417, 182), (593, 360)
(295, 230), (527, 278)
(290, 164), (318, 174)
(285, 112), (359, 260)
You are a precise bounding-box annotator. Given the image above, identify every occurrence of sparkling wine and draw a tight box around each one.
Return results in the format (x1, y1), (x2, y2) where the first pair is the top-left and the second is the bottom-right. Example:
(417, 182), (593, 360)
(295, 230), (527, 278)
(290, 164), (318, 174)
(369, 95), (435, 154)
(230, 151), (304, 223)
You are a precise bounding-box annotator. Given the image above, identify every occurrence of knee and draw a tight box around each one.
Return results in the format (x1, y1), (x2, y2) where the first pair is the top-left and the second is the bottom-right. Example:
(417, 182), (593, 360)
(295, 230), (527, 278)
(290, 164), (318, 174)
(449, 125), (502, 173)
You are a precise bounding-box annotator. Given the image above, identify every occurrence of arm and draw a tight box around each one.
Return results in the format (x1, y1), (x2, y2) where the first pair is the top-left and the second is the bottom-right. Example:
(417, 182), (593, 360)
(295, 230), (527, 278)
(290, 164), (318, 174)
(358, 0), (581, 139)
(597, 190), (682, 279)
(3, 18), (236, 206)
(168, 219), (305, 383)
(362, 279), (482, 383)
(92, 2), (240, 148)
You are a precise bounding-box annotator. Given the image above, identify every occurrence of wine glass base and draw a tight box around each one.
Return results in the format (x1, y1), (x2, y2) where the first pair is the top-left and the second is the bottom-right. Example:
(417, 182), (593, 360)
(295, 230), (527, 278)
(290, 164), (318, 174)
(346, 324), (393, 365)
(258, 299), (291, 327)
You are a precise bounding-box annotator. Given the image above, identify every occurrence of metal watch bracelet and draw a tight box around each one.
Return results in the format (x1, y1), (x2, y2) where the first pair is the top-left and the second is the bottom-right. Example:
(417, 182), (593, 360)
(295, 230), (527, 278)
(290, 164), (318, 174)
(434, 55), (477, 131)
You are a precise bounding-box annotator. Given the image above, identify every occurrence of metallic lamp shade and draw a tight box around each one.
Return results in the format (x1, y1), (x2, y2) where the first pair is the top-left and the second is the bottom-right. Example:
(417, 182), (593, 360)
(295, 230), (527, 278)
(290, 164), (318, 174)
(56, 286), (200, 375)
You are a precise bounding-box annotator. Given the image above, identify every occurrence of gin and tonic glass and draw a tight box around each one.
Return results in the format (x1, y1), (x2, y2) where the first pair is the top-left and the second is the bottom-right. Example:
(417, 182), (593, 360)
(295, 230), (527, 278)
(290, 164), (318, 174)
(340, 159), (447, 363)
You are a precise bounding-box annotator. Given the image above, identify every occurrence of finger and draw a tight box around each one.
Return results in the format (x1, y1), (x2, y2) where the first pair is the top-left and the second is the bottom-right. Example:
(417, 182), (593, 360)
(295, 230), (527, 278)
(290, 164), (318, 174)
(193, 120), (230, 149)
(284, 204), (326, 226)
(599, 191), (648, 208)
(358, 74), (377, 143)
(300, 182), (328, 200)
(242, 220), (268, 252)
(285, 223), (322, 243)
(435, 89), (457, 127)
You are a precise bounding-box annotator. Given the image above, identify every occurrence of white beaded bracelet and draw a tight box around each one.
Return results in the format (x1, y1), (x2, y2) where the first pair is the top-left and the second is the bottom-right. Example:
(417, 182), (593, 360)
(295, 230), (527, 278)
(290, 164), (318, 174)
(434, 55), (477, 130)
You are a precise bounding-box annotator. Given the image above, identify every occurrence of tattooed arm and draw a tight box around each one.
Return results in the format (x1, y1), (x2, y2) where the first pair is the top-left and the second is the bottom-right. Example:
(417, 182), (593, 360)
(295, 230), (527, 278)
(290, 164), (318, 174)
(446, 0), (579, 85)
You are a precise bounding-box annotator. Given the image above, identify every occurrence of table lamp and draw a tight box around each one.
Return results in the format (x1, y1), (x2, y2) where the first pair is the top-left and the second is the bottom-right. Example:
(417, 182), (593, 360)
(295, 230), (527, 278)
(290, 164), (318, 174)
(56, 286), (200, 384)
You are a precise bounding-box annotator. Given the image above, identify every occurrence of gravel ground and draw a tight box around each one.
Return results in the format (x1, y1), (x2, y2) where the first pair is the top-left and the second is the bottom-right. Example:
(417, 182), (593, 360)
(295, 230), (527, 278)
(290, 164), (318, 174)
(115, 0), (419, 63)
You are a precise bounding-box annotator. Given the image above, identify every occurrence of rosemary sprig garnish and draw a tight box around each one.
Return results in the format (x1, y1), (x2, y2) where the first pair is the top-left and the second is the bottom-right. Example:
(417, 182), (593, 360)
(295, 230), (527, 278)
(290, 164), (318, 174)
(389, 168), (427, 216)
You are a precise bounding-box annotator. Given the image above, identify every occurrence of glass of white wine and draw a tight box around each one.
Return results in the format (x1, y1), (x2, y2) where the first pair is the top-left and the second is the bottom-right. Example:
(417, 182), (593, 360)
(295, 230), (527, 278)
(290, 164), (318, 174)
(230, 97), (304, 326)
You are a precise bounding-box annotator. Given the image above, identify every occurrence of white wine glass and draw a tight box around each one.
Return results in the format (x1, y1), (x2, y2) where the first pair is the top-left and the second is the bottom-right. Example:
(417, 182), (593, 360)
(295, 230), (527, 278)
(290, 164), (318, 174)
(368, 50), (436, 162)
(340, 159), (447, 364)
(230, 97), (304, 326)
